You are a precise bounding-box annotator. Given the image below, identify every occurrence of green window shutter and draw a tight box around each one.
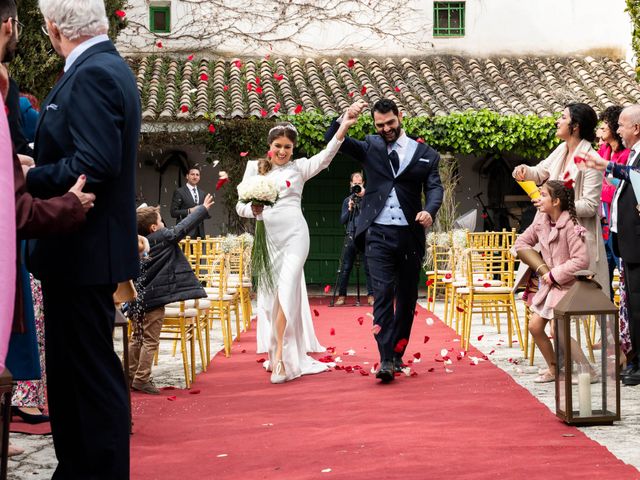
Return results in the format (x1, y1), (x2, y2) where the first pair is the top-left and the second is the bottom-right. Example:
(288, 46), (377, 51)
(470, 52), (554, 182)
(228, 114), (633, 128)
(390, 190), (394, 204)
(150, 5), (171, 33)
(433, 1), (465, 37)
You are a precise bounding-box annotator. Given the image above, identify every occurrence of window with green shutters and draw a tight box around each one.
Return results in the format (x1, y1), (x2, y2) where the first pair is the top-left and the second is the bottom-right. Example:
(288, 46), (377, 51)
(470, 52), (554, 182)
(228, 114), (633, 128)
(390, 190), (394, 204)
(433, 1), (465, 37)
(150, 5), (171, 33)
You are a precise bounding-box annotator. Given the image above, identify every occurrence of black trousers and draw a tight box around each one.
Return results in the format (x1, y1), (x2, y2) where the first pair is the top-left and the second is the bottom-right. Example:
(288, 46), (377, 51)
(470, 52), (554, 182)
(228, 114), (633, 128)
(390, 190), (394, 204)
(623, 260), (640, 365)
(365, 223), (424, 362)
(42, 281), (130, 480)
(338, 238), (373, 296)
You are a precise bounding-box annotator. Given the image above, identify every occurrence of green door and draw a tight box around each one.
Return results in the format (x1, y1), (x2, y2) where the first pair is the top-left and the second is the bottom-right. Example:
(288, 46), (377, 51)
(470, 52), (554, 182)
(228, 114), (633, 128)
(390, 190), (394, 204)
(302, 154), (361, 286)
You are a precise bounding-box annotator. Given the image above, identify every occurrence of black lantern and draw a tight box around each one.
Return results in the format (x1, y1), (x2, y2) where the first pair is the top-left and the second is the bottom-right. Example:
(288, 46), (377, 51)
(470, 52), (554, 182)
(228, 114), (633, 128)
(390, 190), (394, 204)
(553, 271), (620, 425)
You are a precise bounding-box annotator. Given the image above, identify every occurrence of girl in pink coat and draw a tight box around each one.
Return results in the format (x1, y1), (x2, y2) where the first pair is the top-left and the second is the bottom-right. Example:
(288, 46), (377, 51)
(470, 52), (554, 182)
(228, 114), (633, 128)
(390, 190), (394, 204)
(514, 180), (590, 382)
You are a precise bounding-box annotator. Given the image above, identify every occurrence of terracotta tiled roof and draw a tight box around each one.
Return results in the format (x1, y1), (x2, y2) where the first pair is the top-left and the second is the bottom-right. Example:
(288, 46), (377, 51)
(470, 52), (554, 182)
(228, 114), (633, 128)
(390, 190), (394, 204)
(126, 55), (640, 122)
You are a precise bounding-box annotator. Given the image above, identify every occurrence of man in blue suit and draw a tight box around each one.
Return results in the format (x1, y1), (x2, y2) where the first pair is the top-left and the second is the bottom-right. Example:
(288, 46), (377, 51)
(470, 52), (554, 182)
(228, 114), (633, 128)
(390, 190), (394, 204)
(326, 99), (443, 383)
(24, 0), (141, 477)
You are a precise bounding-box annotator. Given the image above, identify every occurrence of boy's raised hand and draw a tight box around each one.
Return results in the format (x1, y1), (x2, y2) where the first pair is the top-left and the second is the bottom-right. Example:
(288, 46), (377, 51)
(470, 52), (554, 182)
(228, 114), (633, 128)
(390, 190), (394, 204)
(203, 193), (214, 210)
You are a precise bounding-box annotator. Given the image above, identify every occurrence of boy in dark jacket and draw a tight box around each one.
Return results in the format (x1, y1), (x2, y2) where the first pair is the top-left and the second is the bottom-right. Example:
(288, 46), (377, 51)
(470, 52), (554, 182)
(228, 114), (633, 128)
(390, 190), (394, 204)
(129, 194), (213, 394)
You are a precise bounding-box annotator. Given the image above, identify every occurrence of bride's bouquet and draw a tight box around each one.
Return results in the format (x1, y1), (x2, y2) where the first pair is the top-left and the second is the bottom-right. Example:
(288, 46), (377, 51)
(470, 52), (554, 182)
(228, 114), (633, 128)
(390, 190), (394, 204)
(237, 176), (279, 291)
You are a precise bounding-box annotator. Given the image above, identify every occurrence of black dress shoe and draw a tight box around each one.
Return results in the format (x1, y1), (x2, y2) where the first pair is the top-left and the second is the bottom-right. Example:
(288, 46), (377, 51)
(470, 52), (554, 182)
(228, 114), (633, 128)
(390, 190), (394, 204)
(11, 406), (50, 424)
(376, 360), (395, 383)
(622, 371), (640, 386)
(621, 363), (638, 378)
(393, 358), (405, 373)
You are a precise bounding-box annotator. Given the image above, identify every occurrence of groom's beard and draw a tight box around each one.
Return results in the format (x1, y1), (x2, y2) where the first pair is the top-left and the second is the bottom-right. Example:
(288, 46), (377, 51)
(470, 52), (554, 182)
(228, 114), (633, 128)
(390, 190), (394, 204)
(379, 123), (402, 145)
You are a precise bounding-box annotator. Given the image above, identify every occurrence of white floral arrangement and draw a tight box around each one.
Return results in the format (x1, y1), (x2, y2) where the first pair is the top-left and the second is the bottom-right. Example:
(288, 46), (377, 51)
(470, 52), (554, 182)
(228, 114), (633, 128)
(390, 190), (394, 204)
(221, 234), (239, 253)
(237, 176), (279, 207)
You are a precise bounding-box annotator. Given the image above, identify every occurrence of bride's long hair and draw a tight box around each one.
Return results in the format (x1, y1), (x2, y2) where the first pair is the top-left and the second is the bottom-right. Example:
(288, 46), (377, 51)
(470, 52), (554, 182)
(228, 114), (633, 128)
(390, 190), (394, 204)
(258, 123), (298, 175)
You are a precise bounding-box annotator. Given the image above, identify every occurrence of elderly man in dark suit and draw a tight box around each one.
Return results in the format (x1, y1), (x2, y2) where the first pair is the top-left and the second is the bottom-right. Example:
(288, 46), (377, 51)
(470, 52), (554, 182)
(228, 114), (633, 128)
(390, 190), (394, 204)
(170, 166), (210, 238)
(24, 0), (141, 477)
(326, 99), (444, 383)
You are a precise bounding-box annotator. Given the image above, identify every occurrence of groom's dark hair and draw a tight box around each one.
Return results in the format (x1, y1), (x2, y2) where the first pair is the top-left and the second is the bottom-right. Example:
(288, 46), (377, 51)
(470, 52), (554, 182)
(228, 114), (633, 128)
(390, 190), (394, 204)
(0, 0), (17, 21)
(371, 99), (399, 119)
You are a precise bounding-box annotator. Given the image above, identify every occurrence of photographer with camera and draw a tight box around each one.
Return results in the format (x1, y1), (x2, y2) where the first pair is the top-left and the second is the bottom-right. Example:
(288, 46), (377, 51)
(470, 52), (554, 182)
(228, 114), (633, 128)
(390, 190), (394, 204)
(335, 172), (374, 306)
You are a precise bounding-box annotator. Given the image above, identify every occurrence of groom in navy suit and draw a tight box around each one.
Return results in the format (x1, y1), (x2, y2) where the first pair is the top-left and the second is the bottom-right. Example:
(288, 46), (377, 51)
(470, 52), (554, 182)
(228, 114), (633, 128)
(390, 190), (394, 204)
(326, 99), (443, 382)
(24, 0), (140, 477)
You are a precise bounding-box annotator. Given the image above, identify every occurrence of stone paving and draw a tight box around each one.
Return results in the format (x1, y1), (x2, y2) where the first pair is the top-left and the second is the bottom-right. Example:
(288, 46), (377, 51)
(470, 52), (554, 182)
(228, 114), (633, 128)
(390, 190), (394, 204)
(7, 298), (640, 478)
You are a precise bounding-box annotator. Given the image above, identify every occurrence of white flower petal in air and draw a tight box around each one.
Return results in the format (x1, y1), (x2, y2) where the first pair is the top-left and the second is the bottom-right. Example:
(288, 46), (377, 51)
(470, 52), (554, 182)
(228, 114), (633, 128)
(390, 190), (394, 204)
(440, 348), (448, 357)
(426, 318), (434, 326)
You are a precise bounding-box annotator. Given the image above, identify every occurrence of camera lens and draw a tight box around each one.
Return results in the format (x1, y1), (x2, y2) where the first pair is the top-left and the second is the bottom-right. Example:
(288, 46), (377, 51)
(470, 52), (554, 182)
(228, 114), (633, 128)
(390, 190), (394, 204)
(351, 184), (362, 194)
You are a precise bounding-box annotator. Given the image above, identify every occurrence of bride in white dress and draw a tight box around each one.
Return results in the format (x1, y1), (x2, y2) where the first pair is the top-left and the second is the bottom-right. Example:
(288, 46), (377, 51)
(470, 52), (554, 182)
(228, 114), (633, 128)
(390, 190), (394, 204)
(236, 118), (355, 383)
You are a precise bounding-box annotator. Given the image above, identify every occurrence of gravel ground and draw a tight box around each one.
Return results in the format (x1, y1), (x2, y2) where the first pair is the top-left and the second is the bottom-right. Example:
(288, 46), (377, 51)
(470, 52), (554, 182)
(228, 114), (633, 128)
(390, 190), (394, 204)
(7, 298), (640, 478)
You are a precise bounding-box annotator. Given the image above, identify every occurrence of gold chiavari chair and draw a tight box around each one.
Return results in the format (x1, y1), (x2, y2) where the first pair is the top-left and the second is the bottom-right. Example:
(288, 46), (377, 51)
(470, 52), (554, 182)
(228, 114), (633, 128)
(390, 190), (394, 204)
(458, 247), (523, 351)
(159, 301), (199, 388)
(203, 253), (237, 357)
(425, 238), (453, 312)
(227, 239), (253, 332)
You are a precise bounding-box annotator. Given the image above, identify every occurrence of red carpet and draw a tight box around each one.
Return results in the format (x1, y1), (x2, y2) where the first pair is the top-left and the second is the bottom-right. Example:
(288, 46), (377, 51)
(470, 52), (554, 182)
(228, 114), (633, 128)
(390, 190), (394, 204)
(131, 299), (638, 479)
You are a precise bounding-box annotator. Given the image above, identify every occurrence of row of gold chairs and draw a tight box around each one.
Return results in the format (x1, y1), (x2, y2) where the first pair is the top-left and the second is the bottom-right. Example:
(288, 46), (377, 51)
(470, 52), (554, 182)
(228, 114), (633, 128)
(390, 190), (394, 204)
(151, 236), (253, 388)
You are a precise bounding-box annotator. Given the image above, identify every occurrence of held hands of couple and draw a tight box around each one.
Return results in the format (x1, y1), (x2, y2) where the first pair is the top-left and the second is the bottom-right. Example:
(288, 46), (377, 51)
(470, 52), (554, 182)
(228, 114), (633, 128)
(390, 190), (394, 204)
(415, 211), (433, 228)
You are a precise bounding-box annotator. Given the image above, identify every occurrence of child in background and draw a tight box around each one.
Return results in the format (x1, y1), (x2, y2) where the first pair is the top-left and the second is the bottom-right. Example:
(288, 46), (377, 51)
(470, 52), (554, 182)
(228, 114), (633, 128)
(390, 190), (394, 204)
(129, 194), (213, 394)
(514, 180), (590, 383)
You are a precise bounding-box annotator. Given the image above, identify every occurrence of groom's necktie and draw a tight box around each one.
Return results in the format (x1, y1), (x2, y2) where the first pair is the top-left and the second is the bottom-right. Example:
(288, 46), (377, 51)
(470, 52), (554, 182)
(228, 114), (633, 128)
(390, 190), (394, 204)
(389, 150), (400, 175)
(192, 187), (198, 204)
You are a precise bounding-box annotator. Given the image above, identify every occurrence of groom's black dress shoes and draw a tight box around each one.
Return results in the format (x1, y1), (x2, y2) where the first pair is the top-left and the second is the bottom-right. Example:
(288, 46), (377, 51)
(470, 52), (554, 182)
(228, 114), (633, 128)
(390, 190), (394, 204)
(376, 360), (395, 383)
(393, 358), (405, 373)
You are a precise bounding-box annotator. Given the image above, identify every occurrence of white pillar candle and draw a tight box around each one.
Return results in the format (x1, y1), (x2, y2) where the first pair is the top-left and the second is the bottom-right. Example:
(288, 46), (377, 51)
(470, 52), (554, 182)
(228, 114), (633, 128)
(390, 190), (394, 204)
(578, 372), (592, 417)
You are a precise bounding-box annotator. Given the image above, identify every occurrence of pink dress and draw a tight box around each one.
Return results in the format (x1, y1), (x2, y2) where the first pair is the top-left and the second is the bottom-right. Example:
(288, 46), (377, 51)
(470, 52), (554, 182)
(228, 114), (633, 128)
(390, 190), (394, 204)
(514, 211), (590, 319)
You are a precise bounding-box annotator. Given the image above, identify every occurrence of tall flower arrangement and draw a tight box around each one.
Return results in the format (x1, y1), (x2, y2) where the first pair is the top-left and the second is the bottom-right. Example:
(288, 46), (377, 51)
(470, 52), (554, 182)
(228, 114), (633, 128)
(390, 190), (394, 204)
(237, 176), (279, 291)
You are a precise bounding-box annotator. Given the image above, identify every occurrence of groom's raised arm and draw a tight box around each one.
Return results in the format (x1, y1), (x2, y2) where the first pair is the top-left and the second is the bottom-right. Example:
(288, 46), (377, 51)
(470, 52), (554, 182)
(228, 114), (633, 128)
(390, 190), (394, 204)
(324, 117), (369, 163)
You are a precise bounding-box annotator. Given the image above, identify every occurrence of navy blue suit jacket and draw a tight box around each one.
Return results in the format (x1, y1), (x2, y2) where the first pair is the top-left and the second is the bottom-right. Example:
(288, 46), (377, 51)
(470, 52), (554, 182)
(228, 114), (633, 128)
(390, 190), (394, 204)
(326, 120), (444, 251)
(27, 40), (141, 285)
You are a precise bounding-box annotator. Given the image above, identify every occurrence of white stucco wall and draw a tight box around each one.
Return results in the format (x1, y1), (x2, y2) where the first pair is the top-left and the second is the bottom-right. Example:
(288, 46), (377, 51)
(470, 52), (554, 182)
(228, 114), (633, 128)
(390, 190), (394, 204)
(117, 0), (633, 59)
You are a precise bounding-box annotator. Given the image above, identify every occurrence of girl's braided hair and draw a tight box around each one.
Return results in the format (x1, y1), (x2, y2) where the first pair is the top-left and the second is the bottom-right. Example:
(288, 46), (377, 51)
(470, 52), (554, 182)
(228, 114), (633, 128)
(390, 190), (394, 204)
(544, 180), (579, 225)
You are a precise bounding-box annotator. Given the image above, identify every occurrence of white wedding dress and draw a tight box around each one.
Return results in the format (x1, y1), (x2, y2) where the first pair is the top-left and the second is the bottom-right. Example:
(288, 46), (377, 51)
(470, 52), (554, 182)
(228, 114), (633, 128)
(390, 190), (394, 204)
(236, 135), (343, 381)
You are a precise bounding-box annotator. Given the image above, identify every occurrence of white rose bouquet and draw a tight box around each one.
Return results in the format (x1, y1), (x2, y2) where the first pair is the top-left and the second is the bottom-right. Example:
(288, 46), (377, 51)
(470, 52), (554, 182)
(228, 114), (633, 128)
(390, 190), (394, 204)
(237, 175), (279, 291)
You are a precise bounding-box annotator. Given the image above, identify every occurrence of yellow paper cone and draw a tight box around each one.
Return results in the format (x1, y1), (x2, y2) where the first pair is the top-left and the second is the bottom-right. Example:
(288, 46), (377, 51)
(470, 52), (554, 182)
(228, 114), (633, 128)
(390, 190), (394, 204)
(517, 180), (541, 200)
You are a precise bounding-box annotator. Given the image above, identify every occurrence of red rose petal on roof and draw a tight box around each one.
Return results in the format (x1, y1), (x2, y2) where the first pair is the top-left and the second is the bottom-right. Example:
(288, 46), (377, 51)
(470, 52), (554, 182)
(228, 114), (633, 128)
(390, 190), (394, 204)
(187, 54), (194, 61)
(208, 124), (216, 133)
(223, 85), (229, 92)
(273, 102), (281, 113)
(167, 395), (177, 401)
(215, 178), (228, 190)
(240, 151), (249, 157)
(156, 41), (163, 48)
(247, 82), (253, 92)
(477, 334), (484, 341)
(233, 60), (242, 68)
(330, 328), (335, 336)
(360, 85), (367, 95)
(417, 138), (425, 143)
(313, 309), (320, 317)
(200, 73), (209, 82)
(256, 86), (263, 94)
(394, 338), (408, 353)
(260, 109), (267, 117)
(264, 54), (271, 60)
(347, 59), (355, 68)
(273, 73), (284, 81)
(424, 335), (430, 343)
(426, 279), (434, 286)
(294, 104), (303, 114)
(413, 352), (421, 359)
(256, 358), (266, 363)
(189, 389), (201, 394)
(180, 105), (188, 113)
(394, 86), (401, 92)
(348, 92), (354, 98)
(115, 9), (126, 18)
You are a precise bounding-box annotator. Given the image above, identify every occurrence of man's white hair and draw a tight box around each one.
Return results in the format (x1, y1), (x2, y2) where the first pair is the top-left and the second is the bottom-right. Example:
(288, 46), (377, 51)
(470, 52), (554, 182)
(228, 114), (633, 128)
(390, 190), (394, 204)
(623, 104), (640, 126)
(39, 0), (108, 40)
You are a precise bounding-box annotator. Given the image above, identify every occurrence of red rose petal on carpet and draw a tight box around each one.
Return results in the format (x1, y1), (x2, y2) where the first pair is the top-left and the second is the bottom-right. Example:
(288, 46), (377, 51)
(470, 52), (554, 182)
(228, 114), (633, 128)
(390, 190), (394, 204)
(424, 336), (430, 343)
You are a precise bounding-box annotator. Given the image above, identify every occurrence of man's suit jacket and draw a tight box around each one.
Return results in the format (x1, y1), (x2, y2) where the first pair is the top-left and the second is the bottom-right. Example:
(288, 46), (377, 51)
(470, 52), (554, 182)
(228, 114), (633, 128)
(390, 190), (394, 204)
(170, 184), (209, 238)
(326, 120), (444, 252)
(26, 40), (141, 285)
(613, 155), (640, 264)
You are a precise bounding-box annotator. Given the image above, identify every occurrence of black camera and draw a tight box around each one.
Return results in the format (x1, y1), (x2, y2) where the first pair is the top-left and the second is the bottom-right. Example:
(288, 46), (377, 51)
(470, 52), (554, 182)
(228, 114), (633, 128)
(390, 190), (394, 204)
(350, 184), (362, 195)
